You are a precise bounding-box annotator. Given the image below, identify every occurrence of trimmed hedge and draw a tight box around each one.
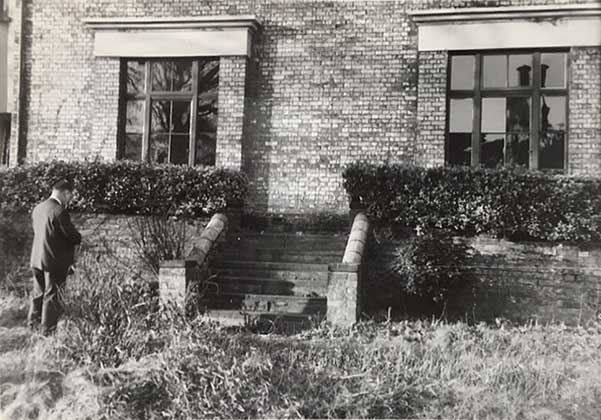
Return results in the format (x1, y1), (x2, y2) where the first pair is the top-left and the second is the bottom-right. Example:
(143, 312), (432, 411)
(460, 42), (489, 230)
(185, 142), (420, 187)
(343, 162), (601, 242)
(0, 161), (248, 216)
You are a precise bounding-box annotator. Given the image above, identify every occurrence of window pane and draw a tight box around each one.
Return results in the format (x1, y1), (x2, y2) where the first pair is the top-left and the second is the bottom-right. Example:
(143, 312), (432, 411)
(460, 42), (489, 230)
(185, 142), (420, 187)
(198, 59), (220, 94)
(151, 60), (193, 92)
(506, 133), (529, 167)
(541, 96), (566, 131)
(149, 133), (169, 164)
(482, 98), (506, 133)
(449, 98), (473, 133)
(450, 55), (474, 90)
(126, 60), (145, 96)
(170, 134), (190, 165)
(541, 53), (566, 88)
(151, 100), (170, 134)
(482, 55), (507, 88)
(124, 134), (142, 161)
(448, 133), (471, 166)
(540, 130), (565, 170)
(125, 100), (144, 134)
(196, 59), (219, 166)
(508, 54), (532, 87)
(540, 95), (566, 170)
(123, 100), (144, 161)
(480, 133), (505, 168)
(172, 101), (191, 133)
(507, 97), (530, 132)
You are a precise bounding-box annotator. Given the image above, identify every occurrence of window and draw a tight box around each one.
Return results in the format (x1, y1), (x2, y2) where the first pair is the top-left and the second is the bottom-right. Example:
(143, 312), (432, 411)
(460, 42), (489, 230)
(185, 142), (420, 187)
(446, 50), (567, 171)
(119, 58), (219, 166)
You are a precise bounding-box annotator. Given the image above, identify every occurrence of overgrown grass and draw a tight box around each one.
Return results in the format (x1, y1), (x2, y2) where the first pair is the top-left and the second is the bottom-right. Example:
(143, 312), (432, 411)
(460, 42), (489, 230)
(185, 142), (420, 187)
(1, 252), (601, 419)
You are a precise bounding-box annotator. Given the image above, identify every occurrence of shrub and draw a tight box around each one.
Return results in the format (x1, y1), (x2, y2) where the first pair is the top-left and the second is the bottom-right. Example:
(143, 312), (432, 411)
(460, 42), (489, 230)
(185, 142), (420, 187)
(343, 162), (601, 242)
(129, 216), (190, 274)
(0, 160), (248, 216)
(390, 229), (472, 303)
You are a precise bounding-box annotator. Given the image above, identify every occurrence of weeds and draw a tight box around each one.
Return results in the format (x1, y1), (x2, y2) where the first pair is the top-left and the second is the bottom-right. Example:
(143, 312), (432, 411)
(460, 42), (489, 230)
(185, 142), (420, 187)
(1, 251), (601, 419)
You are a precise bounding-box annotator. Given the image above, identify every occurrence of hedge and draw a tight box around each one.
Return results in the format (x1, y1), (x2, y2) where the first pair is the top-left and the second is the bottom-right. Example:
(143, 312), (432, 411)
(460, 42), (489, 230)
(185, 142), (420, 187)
(343, 162), (601, 242)
(0, 161), (248, 217)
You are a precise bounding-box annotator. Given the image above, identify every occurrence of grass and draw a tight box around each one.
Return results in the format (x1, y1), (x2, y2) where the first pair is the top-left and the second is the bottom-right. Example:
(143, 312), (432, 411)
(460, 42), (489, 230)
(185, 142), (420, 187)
(1, 251), (601, 419)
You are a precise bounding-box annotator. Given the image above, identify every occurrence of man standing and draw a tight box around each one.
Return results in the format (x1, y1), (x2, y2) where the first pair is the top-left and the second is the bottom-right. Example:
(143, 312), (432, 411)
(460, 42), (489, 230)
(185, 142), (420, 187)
(29, 179), (82, 335)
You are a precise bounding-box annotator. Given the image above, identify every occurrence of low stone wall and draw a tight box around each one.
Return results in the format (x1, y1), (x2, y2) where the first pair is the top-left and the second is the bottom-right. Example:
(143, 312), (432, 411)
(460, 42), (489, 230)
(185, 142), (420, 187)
(71, 213), (211, 268)
(370, 236), (601, 325)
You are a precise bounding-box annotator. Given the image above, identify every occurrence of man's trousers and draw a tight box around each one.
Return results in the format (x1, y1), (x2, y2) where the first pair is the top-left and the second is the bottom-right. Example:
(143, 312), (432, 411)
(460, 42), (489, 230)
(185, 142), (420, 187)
(27, 268), (66, 335)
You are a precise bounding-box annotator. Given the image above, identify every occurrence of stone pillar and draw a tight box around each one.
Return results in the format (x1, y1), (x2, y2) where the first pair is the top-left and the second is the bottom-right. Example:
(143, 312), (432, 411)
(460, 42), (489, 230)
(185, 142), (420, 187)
(158, 259), (198, 308)
(327, 212), (370, 327)
(327, 263), (361, 327)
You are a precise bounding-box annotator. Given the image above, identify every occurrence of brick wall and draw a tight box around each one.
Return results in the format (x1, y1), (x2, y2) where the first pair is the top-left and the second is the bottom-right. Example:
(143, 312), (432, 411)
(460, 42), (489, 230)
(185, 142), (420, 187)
(0, 212), (210, 279)
(415, 50), (447, 168)
(369, 236), (601, 325)
(8, 0), (601, 213)
(569, 47), (601, 176)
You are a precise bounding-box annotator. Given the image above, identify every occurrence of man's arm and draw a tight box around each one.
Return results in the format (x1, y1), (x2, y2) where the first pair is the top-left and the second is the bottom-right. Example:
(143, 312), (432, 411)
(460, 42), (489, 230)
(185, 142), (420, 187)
(54, 210), (82, 245)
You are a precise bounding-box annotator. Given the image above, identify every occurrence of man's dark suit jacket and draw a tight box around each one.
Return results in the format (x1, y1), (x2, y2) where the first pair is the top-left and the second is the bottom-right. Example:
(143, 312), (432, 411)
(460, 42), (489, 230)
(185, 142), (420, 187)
(30, 198), (82, 275)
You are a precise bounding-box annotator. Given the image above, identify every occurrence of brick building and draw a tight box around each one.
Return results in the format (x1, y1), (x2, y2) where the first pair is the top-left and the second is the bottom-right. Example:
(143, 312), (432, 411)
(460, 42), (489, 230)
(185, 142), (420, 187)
(1, 0), (600, 214)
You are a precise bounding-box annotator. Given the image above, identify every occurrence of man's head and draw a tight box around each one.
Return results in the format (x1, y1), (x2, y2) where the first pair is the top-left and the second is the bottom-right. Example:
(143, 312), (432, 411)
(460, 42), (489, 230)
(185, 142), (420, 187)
(51, 179), (74, 206)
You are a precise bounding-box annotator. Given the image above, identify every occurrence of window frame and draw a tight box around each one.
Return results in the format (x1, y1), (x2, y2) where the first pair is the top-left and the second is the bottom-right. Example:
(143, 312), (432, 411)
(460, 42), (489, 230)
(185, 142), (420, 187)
(445, 48), (569, 171)
(117, 57), (218, 166)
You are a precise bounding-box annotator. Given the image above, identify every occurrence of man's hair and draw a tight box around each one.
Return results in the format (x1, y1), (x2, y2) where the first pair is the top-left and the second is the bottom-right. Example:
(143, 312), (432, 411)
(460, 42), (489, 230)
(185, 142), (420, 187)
(52, 179), (74, 192)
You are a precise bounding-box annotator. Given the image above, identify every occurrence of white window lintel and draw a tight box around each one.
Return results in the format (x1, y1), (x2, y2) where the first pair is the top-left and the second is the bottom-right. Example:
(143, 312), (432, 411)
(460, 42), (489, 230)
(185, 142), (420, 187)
(84, 15), (262, 58)
(410, 3), (601, 51)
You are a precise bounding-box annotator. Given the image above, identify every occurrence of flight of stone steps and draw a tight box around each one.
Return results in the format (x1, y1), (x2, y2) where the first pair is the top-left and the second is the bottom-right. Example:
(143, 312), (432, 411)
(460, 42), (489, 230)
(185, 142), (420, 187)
(204, 231), (348, 329)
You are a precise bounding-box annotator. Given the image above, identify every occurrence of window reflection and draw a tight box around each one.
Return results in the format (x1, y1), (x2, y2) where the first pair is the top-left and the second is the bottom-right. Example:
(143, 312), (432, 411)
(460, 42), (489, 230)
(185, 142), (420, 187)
(508, 54), (532, 87)
(120, 58), (219, 166)
(541, 53), (566, 88)
(540, 96), (566, 169)
(448, 98), (473, 166)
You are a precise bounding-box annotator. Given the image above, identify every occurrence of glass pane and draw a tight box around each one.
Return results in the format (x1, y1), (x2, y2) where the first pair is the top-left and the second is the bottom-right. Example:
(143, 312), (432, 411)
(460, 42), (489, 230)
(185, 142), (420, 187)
(172, 101), (191, 133)
(541, 96), (566, 131)
(506, 133), (529, 167)
(448, 133), (471, 166)
(541, 53), (566, 88)
(482, 98), (506, 133)
(151, 61), (170, 92)
(480, 133), (505, 168)
(149, 133), (169, 164)
(126, 60), (145, 96)
(508, 54), (532, 87)
(540, 95), (566, 170)
(170, 134), (190, 165)
(540, 130), (565, 170)
(449, 98), (473, 133)
(198, 59), (220, 94)
(151, 61), (192, 92)
(195, 131), (216, 166)
(125, 100), (144, 134)
(124, 134), (142, 161)
(450, 55), (475, 90)
(482, 55), (507, 88)
(151, 100), (171, 134)
(506, 97), (530, 132)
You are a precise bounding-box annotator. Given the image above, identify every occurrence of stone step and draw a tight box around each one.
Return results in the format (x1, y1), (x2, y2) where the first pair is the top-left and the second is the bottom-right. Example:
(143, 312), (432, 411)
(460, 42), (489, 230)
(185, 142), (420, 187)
(212, 265), (329, 282)
(227, 234), (348, 252)
(202, 309), (323, 329)
(212, 260), (329, 282)
(206, 292), (327, 314)
(212, 275), (327, 297)
(214, 259), (329, 272)
(218, 248), (343, 264)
